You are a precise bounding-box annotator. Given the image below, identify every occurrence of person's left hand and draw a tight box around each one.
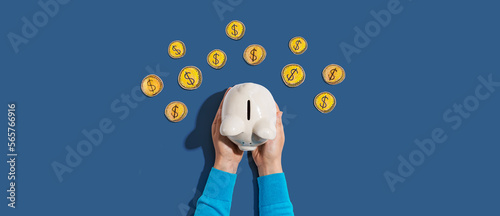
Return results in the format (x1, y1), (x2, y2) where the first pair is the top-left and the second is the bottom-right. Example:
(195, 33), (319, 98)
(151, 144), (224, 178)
(212, 88), (244, 174)
(252, 103), (285, 176)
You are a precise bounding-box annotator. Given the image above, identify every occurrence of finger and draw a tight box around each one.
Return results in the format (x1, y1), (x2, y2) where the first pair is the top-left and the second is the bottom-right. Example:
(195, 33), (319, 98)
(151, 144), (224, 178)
(214, 111), (223, 136)
(216, 108), (222, 127)
(224, 87), (231, 96)
(273, 111), (284, 136)
(276, 111), (285, 144)
(212, 106), (219, 125)
(212, 108), (221, 135)
(276, 111), (283, 126)
(275, 102), (280, 112)
(251, 145), (260, 157)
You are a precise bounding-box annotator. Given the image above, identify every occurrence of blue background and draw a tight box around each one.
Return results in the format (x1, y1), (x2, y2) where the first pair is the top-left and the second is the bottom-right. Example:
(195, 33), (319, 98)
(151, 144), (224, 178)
(1, 0), (499, 215)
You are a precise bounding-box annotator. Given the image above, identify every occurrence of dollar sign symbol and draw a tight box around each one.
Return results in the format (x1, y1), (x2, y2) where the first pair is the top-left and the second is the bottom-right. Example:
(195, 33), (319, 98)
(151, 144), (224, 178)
(231, 24), (238, 36)
(172, 105), (179, 119)
(184, 71), (195, 86)
(287, 68), (297, 81)
(250, 48), (257, 62)
(329, 68), (337, 80)
(147, 78), (156, 92)
(320, 95), (328, 109)
(293, 40), (302, 51)
(172, 45), (181, 55)
(213, 52), (219, 65)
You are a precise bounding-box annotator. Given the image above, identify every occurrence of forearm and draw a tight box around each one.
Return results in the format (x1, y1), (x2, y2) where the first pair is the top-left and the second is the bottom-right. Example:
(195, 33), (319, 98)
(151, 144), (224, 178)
(258, 172), (294, 216)
(194, 167), (237, 216)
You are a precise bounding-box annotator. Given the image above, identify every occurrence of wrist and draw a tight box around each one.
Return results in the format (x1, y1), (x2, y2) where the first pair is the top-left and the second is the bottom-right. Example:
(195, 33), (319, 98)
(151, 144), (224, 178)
(214, 157), (239, 174)
(257, 160), (283, 176)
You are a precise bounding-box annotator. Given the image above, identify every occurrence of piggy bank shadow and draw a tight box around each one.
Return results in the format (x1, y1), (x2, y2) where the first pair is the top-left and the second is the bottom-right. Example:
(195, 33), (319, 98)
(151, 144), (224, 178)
(184, 90), (223, 215)
(184, 89), (260, 216)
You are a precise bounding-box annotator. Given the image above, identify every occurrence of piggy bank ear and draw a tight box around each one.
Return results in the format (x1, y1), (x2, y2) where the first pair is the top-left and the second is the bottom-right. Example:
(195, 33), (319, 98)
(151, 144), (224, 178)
(220, 116), (244, 137)
(253, 119), (276, 140)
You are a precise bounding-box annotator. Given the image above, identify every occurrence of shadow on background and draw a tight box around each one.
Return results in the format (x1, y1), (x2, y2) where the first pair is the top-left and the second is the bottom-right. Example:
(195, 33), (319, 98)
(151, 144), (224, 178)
(184, 89), (261, 216)
(248, 154), (260, 216)
(184, 89), (223, 216)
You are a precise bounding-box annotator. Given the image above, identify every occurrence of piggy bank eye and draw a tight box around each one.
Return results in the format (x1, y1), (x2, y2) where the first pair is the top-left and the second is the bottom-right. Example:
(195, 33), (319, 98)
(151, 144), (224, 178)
(247, 100), (251, 120)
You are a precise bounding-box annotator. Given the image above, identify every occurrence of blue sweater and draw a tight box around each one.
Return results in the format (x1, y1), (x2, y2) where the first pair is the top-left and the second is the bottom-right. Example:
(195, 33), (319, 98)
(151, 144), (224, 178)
(194, 167), (294, 216)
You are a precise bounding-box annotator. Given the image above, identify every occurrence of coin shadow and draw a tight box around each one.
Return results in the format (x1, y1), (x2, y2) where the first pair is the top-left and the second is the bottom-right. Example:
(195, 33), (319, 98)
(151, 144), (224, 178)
(184, 89), (226, 215)
(248, 153), (260, 216)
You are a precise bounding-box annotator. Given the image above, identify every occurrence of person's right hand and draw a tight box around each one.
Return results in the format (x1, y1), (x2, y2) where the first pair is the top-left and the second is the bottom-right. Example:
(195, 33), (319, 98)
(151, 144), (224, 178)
(252, 104), (285, 176)
(212, 88), (244, 174)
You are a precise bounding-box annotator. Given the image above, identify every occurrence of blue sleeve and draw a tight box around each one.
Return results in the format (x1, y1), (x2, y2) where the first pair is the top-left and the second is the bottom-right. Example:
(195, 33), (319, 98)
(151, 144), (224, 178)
(258, 173), (294, 216)
(194, 167), (237, 216)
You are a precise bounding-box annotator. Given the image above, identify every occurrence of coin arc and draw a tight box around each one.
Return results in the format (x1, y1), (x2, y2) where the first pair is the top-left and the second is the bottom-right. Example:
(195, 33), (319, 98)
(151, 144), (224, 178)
(178, 66), (202, 90)
(225, 20), (246, 40)
(314, 91), (336, 113)
(168, 40), (186, 59)
(289, 36), (308, 55)
(141, 74), (164, 97)
(165, 101), (188, 122)
(322, 64), (345, 85)
(281, 63), (306, 87)
(207, 49), (227, 69)
(243, 44), (266, 66)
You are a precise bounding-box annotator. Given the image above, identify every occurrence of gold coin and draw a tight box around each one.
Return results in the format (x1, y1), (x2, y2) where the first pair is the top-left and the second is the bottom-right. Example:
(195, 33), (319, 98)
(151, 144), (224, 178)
(243, 44), (266, 66)
(141, 74), (164, 97)
(225, 20), (245, 40)
(178, 66), (202, 90)
(168, 40), (186, 59)
(281, 64), (305, 87)
(322, 64), (345, 85)
(165, 101), (188, 122)
(289, 36), (308, 55)
(207, 49), (227, 69)
(314, 91), (336, 113)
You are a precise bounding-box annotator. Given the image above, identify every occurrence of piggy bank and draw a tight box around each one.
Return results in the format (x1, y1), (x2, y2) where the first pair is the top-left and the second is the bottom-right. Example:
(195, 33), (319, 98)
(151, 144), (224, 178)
(220, 83), (277, 151)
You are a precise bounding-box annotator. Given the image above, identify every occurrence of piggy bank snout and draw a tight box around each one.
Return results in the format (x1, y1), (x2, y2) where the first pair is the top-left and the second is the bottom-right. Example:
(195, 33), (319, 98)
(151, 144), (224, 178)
(220, 117), (276, 149)
(219, 117), (276, 139)
(253, 119), (276, 140)
(220, 116), (244, 136)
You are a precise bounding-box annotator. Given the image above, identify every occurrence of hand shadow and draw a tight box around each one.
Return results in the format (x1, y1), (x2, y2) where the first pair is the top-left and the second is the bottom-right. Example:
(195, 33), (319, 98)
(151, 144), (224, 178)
(248, 153), (260, 216)
(184, 89), (261, 216)
(184, 89), (225, 216)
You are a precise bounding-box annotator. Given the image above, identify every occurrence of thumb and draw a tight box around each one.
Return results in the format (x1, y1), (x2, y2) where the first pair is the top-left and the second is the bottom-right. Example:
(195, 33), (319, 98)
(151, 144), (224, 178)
(277, 111), (283, 124)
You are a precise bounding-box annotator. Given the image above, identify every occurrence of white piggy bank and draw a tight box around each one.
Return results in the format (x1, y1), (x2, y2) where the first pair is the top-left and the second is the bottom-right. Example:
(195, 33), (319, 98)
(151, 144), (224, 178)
(220, 83), (277, 151)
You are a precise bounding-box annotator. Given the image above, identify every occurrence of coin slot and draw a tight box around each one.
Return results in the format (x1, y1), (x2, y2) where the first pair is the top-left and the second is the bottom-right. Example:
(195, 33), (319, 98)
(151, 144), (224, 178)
(247, 100), (251, 121)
